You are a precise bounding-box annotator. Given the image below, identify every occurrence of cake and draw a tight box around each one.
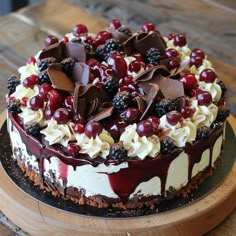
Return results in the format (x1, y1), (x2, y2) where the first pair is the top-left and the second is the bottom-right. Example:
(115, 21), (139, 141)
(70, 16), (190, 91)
(6, 19), (230, 211)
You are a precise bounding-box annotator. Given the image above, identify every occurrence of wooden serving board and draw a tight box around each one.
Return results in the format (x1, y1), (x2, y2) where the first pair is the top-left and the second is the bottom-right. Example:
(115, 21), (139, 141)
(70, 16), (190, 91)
(0, 110), (235, 236)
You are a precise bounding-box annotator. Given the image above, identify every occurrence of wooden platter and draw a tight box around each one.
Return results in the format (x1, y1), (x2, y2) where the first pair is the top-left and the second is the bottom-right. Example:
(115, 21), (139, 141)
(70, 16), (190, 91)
(0, 110), (235, 236)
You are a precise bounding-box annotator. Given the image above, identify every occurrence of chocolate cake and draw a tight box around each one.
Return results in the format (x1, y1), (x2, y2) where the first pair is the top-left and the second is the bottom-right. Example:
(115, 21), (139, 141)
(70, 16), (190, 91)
(6, 19), (230, 210)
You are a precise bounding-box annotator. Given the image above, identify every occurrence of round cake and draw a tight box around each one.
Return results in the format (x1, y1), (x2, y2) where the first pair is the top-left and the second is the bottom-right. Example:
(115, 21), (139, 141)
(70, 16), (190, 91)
(6, 19), (230, 210)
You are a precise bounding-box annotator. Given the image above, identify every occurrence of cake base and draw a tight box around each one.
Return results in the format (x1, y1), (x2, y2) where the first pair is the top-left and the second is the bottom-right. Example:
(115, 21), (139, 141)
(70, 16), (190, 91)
(0, 110), (236, 235)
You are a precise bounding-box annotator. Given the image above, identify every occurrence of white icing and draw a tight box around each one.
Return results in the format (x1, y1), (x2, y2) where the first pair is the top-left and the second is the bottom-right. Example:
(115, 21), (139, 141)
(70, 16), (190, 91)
(19, 107), (46, 126)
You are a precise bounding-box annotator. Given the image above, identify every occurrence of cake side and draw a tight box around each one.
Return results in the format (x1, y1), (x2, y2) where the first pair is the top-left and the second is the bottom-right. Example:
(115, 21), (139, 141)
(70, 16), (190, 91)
(6, 20), (230, 210)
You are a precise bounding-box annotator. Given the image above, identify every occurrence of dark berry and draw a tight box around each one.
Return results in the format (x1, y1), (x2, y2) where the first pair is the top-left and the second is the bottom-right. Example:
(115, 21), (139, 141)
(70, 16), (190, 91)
(112, 91), (133, 111)
(95, 45), (107, 62)
(154, 99), (176, 118)
(61, 57), (76, 76)
(216, 107), (230, 122)
(37, 57), (56, 71)
(217, 80), (227, 97)
(160, 137), (176, 154)
(25, 122), (41, 137)
(104, 39), (120, 53)
(118, 26), (132, 36)
(109, 143), (127, 162)
(196, 126), (210, 140)
(38, 71), (52, 85)
(7, 75), (20, 92)
(104, 76), (119, 96)
(211, 122), (222, 130)
(145, 48), (161, 65)
(7, 98), (21, 114)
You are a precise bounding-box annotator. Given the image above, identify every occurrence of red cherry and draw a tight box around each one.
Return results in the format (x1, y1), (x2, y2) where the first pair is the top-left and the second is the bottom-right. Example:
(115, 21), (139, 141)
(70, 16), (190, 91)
(47, 89), (64, 111)
(199, 69), (216, 83)
(166, 111), (183, 126)
(27, 56), (36, 65)
(129, 60), (142, 73)
(173, 34), (187, 47)
(168, 59), (180, 70)
(131, 53), (143, 62)
(39, 83), (53, 101)
(197, 91), (212, 106)
(146, 116), (160, 128)
(179, 73), (198, 90)
(121, 108), (141, 123)
(61, 36), (69, 44)
(107, 54), (127, 78)
(29, 95), (44, 111)
(45, 35), (59, 47)
(127, 83), (139, 92)
(167, 33), (176, 40)
(108, 19), (121, 29)
(74, 123), (85, 134)
(141, 22), (155, 32)
(137, 120), (154, 137)
(67, 143), (80, 156)
(164, 48), (179, 59)
(96, 31), (112, 44)
(53, 108), (71, 124)
(181, 106), (194, 119)
(119, 86), (130, 93)
(85, 121), (102, 138)
(191, 48), (205, 60)
(23, 75), (38, 88)
(72, 114), (86, 124)
(122, 75), (134, 86)
(72, 24), (88, 37)
(64, 96), (74, 110)
(190, 56), (203, 68)
(87, 58), (99, 67)
(21, 97), (28, 106)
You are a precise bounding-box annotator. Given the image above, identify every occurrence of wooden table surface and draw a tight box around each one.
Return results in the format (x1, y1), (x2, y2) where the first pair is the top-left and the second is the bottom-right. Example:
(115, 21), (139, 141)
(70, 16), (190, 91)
(0, 0), (235, 235)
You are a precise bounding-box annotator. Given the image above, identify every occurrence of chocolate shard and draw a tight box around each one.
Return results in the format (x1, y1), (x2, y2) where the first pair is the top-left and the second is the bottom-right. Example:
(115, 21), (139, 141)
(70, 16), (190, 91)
(140, 83), (164, 120)
(106, 27), (131, 43)
(90, 107), (114, 122)
(134, 96), (146, 113)
(47, 63), (75, 92)
(123, 31), (166, 56)
(72, 62), (90, 85)
(64, 42), (86, 63)
(39, 42), (65, 61)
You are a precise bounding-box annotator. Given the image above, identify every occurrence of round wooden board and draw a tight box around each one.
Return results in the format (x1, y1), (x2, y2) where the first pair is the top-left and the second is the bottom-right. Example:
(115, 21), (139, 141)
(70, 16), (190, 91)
(0, 110), (235, 236)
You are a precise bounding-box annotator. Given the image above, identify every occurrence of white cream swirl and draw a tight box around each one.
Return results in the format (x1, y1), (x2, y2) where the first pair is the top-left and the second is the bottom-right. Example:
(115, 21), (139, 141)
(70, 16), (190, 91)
(75, 130), (114, 159)
(190, 100), (218, 128)
(19, 107), (46, 126)
(159, 116), (197, 147)
(40, 119), (75, 147)
(119, 124), (160, 160)
(198, 80), (222, 103)
(18, 62), (40, 82)
(11, 84), (39, 100)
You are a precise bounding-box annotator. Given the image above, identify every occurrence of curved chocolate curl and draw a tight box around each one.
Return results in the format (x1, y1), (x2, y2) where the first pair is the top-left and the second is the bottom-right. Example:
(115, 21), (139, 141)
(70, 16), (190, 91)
(39, 42), (86, 63)
(123, 31), (166, 56)
(106, 26), (131, 43)
(72, 62), (90, 85)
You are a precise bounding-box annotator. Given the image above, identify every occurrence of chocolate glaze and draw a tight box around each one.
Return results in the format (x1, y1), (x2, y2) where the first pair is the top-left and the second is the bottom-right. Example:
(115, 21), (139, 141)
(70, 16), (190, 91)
(10, 114), (224, 202)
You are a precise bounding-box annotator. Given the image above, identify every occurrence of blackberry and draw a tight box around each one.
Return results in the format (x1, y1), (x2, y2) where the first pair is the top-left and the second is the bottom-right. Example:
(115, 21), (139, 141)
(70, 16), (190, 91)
(71, 38), (82, 44)
(95, 45), (107, 61)
(61, 57), (76, 76)
(25, 122), (41, 137)
(154, 99), (176, 118)
(217, 80), (227, 97)
(7, 75), (20, 92)
(145, 48), (161, 65)
(216, 107), (230, 122)
(83, 43), (94, 59)
(7, 99), (21, 114)
(211, 122), (222, 130)
(38, 71), (52, 85)
(109, 143), (127, 162)
(196, 126), (210, 140)
(104, 39), (120, 53)
(160, 137), (176, 154)
(104, 76), (119, 96)
(112, 91), (133, 111)
(37, 57), (56, 71)
(118, 26), (132, 37)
